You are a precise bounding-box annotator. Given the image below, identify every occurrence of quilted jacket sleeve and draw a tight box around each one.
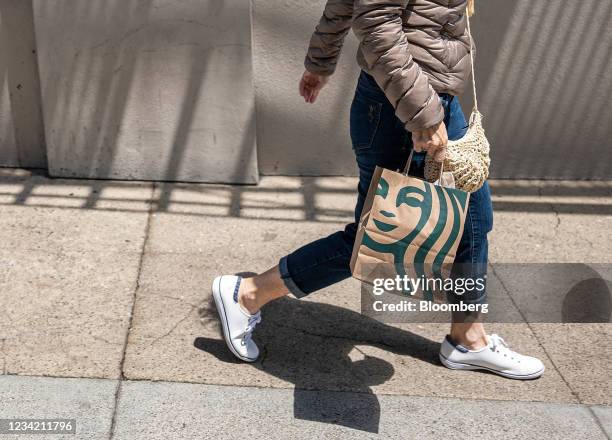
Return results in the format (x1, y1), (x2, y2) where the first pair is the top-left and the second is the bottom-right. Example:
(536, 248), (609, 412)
(304, 0), (355, 76)
(352, 0), (444, 131)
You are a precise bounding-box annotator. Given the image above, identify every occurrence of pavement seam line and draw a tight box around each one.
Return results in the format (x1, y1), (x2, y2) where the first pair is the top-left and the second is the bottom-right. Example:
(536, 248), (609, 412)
(0, 371), (594, 406)
(588, 406), (612, 440)
(489, 263), (583, 404)
(0, 373), (610, 408)
(109, 182), (156, 440)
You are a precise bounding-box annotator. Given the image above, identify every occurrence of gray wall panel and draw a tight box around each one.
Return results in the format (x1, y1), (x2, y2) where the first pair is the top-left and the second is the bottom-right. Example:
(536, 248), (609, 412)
(3, 0), (610, 180)
(252, 0), (361, 177)
(0, 0), (46, 168)
(254, 0), (612, 179)
(33, 0), (258, 183)
(465, 0), (612, 179)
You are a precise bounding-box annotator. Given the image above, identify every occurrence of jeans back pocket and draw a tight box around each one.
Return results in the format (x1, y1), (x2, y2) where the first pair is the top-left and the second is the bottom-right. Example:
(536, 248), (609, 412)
(350, 95), (382, 151)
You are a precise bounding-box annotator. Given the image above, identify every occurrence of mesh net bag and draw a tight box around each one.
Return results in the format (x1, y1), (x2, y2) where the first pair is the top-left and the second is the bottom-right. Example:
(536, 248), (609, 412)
(424, 111), (490, 192)
(424, 13), (490, 193)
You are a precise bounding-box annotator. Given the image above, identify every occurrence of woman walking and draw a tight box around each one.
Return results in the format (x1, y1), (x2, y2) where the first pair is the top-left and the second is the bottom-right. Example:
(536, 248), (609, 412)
(212, 0), (544, 379)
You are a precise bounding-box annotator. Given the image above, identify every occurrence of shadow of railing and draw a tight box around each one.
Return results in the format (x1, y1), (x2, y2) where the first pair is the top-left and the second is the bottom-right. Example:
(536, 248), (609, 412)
(1, 170), (611, 220)
(0, 170), (359, 223)
(489, 180), (612, 215)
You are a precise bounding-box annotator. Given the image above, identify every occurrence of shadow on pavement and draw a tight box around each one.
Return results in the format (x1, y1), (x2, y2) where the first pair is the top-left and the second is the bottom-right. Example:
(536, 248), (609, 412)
(195, 296), (440, 433)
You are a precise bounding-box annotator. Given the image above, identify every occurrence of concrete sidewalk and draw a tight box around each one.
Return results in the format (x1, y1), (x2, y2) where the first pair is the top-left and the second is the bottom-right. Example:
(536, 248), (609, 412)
(1, 375), (610, 439)
(0, 168), (611, 439)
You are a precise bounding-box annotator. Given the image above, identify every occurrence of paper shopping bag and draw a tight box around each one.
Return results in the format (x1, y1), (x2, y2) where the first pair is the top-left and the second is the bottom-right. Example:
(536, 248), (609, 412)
(350, 166), (470, 303)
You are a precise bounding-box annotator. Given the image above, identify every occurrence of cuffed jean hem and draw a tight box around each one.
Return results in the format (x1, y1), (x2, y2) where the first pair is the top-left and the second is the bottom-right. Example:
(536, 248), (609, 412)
(279, 256), (308, 299)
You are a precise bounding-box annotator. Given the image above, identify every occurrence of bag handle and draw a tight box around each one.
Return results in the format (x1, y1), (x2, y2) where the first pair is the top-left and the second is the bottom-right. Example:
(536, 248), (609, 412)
(402, 149), (445, 179)
(402, 149), (414, 175)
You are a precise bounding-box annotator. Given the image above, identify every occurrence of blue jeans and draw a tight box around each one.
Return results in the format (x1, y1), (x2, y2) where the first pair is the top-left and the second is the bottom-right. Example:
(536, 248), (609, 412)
(279, 71), (493, 304)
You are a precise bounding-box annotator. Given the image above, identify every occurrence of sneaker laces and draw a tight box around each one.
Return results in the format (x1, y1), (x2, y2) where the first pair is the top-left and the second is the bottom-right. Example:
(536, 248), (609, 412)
(240, 313), (261, 346)
(489, 334), (518, 361)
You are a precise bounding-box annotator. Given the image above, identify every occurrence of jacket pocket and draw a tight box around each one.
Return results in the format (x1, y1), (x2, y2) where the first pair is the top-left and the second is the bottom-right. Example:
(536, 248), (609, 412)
(350, 95), (382, 151)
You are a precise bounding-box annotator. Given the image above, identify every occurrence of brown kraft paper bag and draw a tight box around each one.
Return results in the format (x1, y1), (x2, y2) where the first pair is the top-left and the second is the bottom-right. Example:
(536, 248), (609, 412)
(350, 165), (470, 303)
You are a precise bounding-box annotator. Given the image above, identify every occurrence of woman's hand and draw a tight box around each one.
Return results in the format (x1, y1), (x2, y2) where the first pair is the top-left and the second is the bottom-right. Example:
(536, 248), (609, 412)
(299, 70), (329, 103)
(412, 121), (448, 162)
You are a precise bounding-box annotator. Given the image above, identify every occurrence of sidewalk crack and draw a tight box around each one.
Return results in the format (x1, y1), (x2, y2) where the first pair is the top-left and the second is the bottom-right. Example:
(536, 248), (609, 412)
(1, 339), (6, 375)
(539, 186), (562, 235)
(550, 202), (562, 234)
(272, 321), (407, 352)
(149, 305), (197, 346)
(108, 182), (156, 440)
(259, 343), (269, 368)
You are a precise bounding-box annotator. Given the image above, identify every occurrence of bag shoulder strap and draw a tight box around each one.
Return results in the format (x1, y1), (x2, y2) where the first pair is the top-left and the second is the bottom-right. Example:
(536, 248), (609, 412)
(402, 11), (478, 176)
(466, 14), (478, 113)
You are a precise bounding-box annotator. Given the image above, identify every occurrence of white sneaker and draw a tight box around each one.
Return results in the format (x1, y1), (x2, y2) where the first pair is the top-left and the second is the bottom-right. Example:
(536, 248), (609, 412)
(439, 334), (545, 380)
(212, 275), (261, 362)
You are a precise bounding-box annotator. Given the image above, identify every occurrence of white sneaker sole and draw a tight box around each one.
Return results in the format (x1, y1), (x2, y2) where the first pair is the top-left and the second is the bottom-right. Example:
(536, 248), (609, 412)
(439, 353), (545, 380)
(212, 276), (258, 363)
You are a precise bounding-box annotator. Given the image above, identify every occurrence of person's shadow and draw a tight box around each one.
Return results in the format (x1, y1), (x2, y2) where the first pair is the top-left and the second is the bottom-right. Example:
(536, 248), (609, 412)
(194, 292), (441, 433)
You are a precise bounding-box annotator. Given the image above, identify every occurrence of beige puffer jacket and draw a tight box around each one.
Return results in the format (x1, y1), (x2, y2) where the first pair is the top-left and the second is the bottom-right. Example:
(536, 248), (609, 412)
(305, 0), (473, 131)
